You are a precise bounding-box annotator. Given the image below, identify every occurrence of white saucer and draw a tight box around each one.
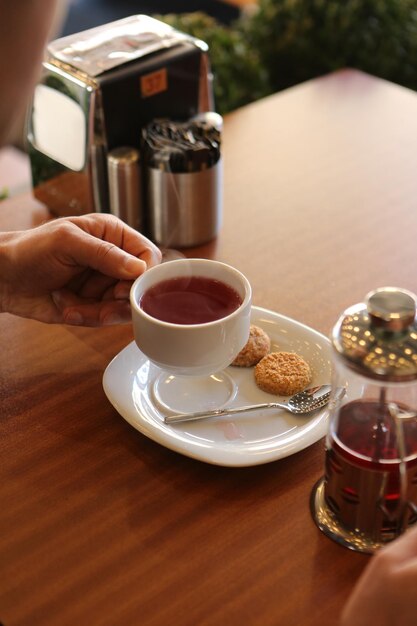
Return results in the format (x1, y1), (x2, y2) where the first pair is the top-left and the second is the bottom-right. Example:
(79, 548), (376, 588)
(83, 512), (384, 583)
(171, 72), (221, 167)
(103, 306), (332, 467)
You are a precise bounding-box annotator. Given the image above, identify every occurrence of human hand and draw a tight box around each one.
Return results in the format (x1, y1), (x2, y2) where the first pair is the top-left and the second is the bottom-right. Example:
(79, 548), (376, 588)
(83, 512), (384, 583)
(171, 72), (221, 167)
(0, 213), (162, 326)
(341, 526), (417, 626)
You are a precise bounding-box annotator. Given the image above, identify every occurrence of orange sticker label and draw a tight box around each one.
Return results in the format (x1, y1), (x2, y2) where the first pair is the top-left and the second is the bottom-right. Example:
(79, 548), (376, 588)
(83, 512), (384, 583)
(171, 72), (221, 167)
(140, 68), (168, 98)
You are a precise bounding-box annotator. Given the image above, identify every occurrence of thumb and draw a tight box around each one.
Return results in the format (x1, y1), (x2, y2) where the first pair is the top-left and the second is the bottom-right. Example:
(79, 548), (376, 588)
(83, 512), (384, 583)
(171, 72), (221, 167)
(69, 232), (147, 279)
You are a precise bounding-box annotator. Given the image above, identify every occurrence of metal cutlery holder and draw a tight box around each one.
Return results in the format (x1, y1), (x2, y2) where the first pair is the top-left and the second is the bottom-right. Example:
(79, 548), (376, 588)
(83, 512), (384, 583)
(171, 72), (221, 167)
(143, 115), (222, 247)
(147, 159), (222, 248)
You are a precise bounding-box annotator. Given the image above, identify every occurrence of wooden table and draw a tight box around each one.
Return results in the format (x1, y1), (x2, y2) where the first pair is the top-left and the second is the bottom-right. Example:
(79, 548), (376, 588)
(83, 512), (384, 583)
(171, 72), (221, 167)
(1, 69), (417, 626)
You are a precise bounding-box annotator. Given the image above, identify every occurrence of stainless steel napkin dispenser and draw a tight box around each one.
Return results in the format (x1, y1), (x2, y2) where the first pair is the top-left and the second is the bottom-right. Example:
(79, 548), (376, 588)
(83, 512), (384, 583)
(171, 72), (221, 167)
(27, 15), (213, 217)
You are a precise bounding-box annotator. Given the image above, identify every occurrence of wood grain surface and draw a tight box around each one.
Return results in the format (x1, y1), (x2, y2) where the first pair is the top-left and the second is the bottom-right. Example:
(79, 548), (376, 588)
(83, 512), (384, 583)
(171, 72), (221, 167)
(1, 69), (417, 626)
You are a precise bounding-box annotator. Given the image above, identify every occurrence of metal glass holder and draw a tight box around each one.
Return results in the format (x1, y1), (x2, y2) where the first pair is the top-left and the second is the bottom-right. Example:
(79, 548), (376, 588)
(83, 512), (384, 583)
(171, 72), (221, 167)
(310, 478), (382, 554)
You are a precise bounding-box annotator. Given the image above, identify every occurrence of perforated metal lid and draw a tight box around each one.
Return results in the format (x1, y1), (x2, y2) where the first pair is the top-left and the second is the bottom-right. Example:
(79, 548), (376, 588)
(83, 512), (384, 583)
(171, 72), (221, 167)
(332, 287), (417, 382)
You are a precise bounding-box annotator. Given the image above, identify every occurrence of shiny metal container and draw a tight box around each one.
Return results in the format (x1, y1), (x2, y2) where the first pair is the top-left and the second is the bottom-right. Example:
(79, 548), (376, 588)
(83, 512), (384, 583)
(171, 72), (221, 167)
(107, 147), (142, 231)
(147, 158), (222, 248)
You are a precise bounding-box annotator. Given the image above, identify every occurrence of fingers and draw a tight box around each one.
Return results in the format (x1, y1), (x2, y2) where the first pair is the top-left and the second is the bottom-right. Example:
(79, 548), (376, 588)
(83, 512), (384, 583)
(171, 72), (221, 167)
(53, 285), (133, 326)
(57, 298), (132, 327)
(341, 528), (417, 626)
(52, 281), (133, 325)
(377, 525), (417, 563)
(112, 280), (133, 300)
(67, 231), (148, 280)
(67, 214), (162, 271)
(4, 214), (162, 327)
(71, 271), (118, 300)
(138, 245), (162, 269)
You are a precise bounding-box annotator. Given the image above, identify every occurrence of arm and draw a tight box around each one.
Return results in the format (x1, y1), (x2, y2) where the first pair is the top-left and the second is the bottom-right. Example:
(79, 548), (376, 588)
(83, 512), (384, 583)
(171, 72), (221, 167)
(341, 526), (417, 626)
(0, 0), (58, 146)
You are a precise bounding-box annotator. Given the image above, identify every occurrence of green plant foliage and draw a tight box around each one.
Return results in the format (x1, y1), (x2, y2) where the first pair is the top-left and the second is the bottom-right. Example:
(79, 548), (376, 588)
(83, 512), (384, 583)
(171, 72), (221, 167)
(155, 12), (271, 114)
(249, 0), (417, 92)
(157, 1), (417, 114)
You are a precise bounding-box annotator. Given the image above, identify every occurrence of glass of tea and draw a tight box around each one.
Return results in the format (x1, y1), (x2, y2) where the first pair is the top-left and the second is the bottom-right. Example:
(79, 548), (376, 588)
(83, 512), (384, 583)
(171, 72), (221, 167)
(130, 258), (252, 414)
(311, 287), (417, 553)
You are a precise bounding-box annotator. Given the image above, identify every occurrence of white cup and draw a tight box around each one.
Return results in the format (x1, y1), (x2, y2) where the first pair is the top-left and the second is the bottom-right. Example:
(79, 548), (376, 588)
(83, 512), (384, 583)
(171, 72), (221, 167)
(130, 258), (252, 376)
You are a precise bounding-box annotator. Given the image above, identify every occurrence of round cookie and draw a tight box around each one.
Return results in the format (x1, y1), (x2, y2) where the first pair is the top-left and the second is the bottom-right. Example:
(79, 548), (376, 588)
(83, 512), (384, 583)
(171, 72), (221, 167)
(254, 351), (312, 396)
(232, 324), (271, 367)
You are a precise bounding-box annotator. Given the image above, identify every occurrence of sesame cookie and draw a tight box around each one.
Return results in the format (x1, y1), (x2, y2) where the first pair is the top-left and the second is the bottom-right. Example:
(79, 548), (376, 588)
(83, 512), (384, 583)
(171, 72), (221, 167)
(254, 351), (312, 396)
(232, 325), (271, 367)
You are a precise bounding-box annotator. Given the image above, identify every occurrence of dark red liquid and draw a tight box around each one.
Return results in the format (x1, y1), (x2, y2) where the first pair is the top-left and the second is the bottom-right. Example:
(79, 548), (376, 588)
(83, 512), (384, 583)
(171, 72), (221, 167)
(325, 400), (417, 539)
(140, 276), (242, 324)
(332, 400), (417, 469)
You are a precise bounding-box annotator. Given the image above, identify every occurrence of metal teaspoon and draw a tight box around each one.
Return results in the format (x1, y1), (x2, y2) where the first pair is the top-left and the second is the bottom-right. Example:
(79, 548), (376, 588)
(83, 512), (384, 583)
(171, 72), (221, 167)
(164, 384), (344, 424)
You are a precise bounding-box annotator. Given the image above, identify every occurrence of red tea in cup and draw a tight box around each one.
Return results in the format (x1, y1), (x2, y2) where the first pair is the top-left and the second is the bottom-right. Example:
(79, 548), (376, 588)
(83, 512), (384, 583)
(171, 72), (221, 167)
(139, 276), (242, 324)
